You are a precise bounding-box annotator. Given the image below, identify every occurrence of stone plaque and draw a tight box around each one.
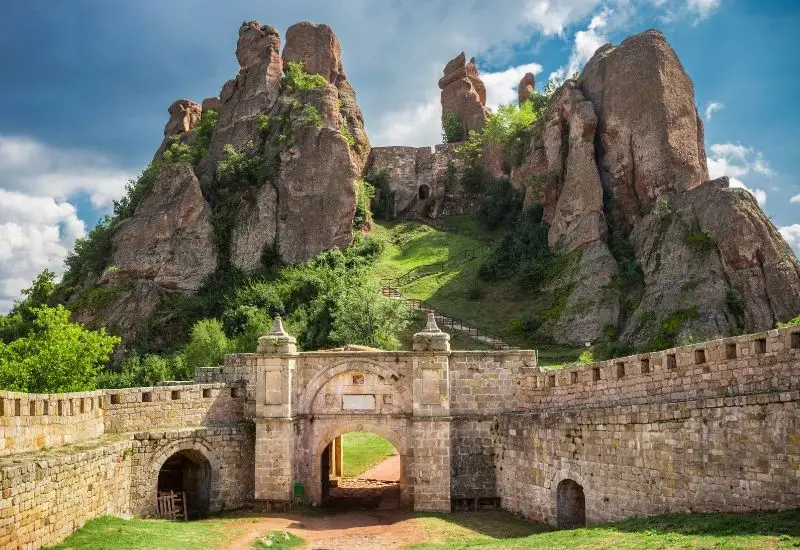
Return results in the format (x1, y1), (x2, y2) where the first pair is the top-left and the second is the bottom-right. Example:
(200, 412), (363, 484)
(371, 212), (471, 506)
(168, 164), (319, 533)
(342, 394), (375, 410)
(264, 370), (282, 404)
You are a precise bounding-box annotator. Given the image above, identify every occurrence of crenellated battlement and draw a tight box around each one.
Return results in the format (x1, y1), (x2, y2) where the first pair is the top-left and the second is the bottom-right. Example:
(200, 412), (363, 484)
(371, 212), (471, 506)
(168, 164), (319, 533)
(516, 327), (800, 411)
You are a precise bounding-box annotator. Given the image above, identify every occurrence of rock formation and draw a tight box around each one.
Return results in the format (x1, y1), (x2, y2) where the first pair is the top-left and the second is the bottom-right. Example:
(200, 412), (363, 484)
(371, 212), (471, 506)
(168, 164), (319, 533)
(439, 53), (491, 137)
(518, 72), (535, 106)
(68, 20), (370, 344)
(510, 29), (800, 346)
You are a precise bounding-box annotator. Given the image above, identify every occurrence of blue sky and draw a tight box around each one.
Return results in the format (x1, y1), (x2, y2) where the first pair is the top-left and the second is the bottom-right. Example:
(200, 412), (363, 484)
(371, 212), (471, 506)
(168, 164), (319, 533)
(0, 0), (798, 311)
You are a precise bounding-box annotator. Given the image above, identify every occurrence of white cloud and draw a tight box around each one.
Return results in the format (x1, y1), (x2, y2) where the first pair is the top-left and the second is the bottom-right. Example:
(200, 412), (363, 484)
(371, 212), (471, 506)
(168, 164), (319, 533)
(790, 194), (800, 204)
(0, 135), (134, 207)
(707, 142), (774, 206)
(687, 0), (721, 19)
(704, 101), (724, 121)
(779, 224), (800, 257)
(0, 190), (86, 313)
(370, 94), (442, 147)
(483, 63), (544, 111)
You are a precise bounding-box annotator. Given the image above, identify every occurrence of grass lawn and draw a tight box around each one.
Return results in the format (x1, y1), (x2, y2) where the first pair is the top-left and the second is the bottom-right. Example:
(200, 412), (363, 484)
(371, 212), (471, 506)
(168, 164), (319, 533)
(47, 516), (234, 549)
(341, 431), (397, 478)
(411, 509), (800, 549)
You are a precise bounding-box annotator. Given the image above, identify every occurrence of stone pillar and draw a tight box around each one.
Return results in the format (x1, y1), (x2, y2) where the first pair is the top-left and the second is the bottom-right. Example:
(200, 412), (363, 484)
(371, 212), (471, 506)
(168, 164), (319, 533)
(411, 312), (452, 512)
(254, 316), (298, 502)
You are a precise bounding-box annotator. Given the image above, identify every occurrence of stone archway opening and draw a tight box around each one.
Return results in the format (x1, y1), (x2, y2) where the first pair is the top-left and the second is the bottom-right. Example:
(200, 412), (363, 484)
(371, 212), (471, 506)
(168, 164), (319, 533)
(157, 449), (212, 519)
(321, 431), (402, 510)
(556, 479), (586, 528)
(419, 184), (430, 200)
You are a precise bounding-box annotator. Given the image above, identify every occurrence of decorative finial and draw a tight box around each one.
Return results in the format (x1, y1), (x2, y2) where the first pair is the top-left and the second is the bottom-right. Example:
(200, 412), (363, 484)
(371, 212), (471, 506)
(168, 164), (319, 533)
(257, 315), (297, 354)
(413, 310), (450, 352)
(425, 311), (441, 333)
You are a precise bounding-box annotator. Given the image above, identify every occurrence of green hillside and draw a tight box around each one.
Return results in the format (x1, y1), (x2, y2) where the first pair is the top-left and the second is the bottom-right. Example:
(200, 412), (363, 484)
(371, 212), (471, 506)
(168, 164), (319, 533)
(369, 217), (592, 367)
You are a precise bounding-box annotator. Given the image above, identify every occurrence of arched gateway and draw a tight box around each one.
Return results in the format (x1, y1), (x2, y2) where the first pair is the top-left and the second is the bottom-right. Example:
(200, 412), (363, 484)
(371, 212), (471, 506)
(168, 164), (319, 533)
(251, 314), (453, 511)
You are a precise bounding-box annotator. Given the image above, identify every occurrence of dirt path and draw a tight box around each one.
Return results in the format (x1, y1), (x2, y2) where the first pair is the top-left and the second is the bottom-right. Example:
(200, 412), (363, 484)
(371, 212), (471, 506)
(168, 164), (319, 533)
(224, 509), (422, 550)
(357, 454), (400, 482)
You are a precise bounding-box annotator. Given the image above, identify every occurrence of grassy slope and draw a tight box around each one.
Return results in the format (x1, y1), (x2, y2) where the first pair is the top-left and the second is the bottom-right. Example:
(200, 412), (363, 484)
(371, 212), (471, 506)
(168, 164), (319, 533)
(410, 509), (800, 549)
(341, 431), (397, 478)
(369, 218), (586, 365)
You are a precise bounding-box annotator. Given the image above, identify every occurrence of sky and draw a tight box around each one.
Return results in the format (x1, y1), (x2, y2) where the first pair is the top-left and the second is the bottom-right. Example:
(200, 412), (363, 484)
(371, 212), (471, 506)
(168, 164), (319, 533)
(0, 0), (799, 312)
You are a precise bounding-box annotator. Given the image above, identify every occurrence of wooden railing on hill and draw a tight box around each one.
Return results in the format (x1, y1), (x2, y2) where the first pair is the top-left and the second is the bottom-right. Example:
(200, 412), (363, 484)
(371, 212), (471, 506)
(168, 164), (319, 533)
(381, 286), (519, 351)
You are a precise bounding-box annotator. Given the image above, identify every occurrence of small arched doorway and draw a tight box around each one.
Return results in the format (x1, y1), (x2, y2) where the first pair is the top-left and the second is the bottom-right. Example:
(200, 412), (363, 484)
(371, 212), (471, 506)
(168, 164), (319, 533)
(556, 479), (586, 528)
(418, 184), (430, 200)
(320, 431), (402, 509)
(157, 449), (212, 519)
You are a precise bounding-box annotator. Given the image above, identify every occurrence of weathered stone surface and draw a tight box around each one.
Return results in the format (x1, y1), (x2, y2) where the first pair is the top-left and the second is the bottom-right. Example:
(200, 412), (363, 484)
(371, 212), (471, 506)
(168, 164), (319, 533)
(439, 52), (491, 136)
(201, 96), (221, 112)
(518, 72), (535, 106)
(624, 177), (800, 345)
(110, 163), (217, 292)
(276, 125), (358, 264)
(231, 183), (278, 272)
(546, 82), (607, 252)
(282, 22), (342, 83)
(237, 21), (280, 70)
(579, 29), (708, 230)
(164, 99), (201, 136)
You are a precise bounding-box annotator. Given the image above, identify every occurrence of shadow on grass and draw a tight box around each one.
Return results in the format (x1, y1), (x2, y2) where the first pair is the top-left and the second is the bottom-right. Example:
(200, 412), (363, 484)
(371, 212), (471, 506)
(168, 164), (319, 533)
(611, 508), (800, 538)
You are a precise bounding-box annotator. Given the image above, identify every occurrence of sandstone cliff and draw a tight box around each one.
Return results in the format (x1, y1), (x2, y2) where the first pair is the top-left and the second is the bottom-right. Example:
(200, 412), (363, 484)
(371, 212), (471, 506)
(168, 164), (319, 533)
(67, 21), (370, 344)
(511, 29), (800, 347)
(439, 52), (491, 137)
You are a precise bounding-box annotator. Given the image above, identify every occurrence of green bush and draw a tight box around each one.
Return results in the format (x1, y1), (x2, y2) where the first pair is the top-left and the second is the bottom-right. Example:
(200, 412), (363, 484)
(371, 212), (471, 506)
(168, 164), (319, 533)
(161, 138), (192, 164)
(479, 205), (550, 281)
(184, 318), (229, 370)
(340, 119), (356, 148)
(644, 309), (700, 352)
(353, 180), (375, 231)
(0, 305), (120, 392)
(455, 131), (489, 193)
(484, 102), (539, 169)
(62, 216), (116, 286)
(778, 315), (800, 328)
(442, 111), (464, 143)
(367, 168), (395, 221)
(191, 108), (218, 164)
(329, 282), (412, 350)
(295, 104), (323, 128)
(97, 353), (189, 389)
(284, 61), (328, 91)
(479, 177), (523, 230)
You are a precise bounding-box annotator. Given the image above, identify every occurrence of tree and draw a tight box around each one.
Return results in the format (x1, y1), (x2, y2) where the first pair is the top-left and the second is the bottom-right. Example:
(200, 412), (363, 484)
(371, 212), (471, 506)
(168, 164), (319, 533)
(0, 305), (120, 393)
(442, 111), (464, 143)
(330, 283), (412, 350)
(184, 319), (229, 369)
(0, 269), (57, 343)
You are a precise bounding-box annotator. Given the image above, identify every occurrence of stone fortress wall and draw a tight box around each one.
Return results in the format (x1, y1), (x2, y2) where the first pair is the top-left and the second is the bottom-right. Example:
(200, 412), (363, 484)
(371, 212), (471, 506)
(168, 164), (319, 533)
(0, 320), (797, 549)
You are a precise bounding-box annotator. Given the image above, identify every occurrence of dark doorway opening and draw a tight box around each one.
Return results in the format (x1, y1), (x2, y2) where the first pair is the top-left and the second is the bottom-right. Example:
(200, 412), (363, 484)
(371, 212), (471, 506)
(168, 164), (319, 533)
(321, 432), (401, 510)
(419, 184), (430, 200)
(157, 449), (211, 519)
(556, 479), (586, 528)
